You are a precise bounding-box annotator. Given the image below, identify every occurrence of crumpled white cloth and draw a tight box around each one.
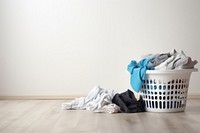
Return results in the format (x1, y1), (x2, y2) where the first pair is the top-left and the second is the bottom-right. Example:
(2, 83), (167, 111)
(155, 55), (175, 70)
(61, 86), (120, 113)
(94, 103), (120, 114)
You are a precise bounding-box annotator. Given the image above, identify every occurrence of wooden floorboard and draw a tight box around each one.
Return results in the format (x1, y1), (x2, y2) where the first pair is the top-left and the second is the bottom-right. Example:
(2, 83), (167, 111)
(0, 99), (200, 133)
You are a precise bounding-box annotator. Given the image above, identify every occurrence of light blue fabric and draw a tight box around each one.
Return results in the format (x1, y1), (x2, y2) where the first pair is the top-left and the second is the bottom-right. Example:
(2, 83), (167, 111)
(127, 58), (155, 93)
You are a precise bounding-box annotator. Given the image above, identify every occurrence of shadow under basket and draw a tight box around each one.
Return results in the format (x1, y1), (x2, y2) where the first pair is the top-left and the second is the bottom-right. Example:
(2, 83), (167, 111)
(139, 68), (198, 112)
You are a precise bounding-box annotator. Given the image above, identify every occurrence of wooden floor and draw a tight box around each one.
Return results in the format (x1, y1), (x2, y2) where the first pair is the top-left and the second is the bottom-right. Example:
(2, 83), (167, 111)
(0, 99), (200, 133)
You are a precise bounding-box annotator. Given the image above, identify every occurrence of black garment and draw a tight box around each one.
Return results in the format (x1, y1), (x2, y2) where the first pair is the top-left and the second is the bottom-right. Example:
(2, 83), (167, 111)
(112, 89), (145, 113)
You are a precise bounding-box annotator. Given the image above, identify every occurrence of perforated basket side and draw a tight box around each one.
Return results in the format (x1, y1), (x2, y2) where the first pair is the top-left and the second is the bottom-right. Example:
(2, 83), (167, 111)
(140, 69), (196, 112)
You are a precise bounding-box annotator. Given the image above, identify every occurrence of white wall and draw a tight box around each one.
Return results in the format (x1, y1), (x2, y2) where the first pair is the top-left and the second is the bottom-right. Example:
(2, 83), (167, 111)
(0, 0), (199, 96)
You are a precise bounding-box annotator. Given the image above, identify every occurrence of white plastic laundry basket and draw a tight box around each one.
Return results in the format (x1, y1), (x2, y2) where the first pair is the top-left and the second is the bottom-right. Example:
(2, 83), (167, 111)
(140, 68), (198, 112)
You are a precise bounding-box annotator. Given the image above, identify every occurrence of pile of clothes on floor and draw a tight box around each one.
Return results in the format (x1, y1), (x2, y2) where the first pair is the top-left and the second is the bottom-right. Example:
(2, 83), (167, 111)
(61, 86), (145, 113)
(62, 49), (197, 113)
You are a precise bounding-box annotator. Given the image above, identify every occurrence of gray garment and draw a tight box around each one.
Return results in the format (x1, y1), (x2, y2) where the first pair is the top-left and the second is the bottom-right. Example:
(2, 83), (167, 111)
(154, 49), (197, 70)
(176, 57), (198, 69)
(166, 51), (188, 69)
(141, 54), (159, 59)
(148, 53), (171, 67)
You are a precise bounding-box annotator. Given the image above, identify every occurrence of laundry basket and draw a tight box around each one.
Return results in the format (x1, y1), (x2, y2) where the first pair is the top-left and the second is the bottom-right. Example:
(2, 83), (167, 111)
(140, 68), (198, 112)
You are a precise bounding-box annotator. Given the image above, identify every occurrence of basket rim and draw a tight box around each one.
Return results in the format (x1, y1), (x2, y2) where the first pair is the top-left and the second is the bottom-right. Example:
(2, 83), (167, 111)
(146, 68), (198, 74)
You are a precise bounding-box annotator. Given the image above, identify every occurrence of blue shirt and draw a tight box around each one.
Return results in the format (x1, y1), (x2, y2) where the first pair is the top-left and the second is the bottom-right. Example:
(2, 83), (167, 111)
(127, 58), (155, 92)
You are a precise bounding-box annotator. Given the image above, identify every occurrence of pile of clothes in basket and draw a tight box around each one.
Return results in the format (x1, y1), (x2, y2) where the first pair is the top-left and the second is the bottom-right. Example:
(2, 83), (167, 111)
(127, 49), (197, 93)
(61, 49), (197, 113)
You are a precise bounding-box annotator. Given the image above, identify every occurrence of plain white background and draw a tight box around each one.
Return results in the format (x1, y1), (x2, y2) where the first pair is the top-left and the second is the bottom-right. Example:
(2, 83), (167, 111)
(0, 0), (199, 96)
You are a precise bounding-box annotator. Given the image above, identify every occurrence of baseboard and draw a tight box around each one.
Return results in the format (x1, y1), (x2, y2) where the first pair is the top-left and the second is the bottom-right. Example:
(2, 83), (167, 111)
(0, 95), (84, 100)
(187, 93), (200, 99)
(0, 93), (200, 100)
